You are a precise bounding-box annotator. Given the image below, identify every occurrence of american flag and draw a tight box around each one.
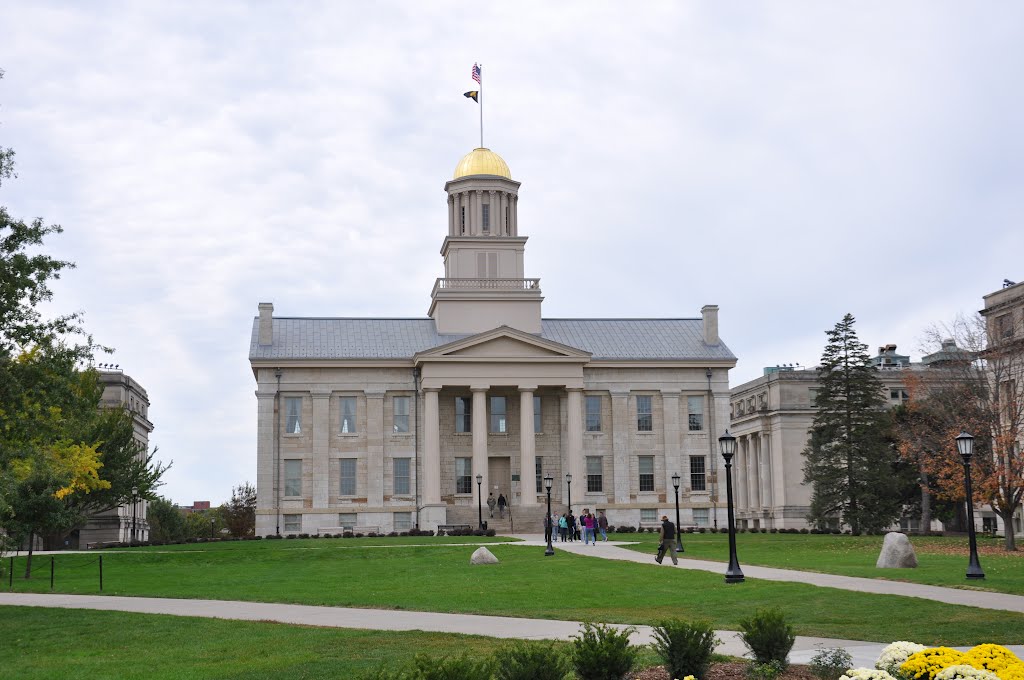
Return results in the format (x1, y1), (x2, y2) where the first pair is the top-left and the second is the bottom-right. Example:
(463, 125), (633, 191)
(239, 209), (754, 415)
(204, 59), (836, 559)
(471, 63), (481, 84)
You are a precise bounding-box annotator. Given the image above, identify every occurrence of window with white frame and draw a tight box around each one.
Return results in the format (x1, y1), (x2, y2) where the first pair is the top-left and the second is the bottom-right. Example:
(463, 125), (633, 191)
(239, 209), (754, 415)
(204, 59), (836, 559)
(285, 397), (302, 434)
(640, 508), (658, 523)
(284, 514), (301, 532)
(394, 512), (412, 532)
(585, 395), (602, 432)
(393, 396), (410, 433)
(340, 396), (357, 434)
(393, 457), (411, 495)
(534, 395), (542, 433)
(455, 397), (471, 433)
(535, 458), (543, 493)
(692, 508), (709, 527)
(456, 457), (472, 494)
(338, 513), (357, 529)
(284, 459), (302, 497)
(586, 456), (603, 492)
(340, 458), (356, 496)
(638, 456), (655, 492)
(687, 396), (703, 431)
(490, 396), (507, 433)
(689, 456), (706, 492)
(637, 395), (653, 432)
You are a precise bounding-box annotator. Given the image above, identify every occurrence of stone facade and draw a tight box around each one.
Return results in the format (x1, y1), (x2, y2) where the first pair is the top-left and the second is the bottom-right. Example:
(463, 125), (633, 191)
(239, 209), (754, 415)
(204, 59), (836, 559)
(250, 148), (737, 535)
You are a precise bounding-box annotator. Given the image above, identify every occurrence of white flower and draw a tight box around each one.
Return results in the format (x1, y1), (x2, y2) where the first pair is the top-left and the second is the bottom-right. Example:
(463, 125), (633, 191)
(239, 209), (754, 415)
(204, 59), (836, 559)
(876, 642), (928, 675)
(843, 668), (899, 680)
(936, 666), (1000, 680)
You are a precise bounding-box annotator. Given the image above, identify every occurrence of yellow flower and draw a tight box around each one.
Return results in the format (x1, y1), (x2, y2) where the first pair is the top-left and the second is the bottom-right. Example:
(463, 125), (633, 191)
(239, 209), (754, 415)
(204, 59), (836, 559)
(966, 646), (1024, 674)
(901, 648), (968, 680)
(996, 665), (1024, 680)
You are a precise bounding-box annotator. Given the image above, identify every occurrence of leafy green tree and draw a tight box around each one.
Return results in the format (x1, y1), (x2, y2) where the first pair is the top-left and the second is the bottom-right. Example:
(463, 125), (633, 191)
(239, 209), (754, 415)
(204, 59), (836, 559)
(803, 314), (908, 533)
(184, 508), (226, 540)
(147, 496), (186, 543)
(221, 482), (256, 537)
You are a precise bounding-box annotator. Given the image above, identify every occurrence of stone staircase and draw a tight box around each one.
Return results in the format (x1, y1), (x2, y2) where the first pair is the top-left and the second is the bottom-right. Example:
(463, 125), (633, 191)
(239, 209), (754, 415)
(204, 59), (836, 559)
(444, 504), (549, 535)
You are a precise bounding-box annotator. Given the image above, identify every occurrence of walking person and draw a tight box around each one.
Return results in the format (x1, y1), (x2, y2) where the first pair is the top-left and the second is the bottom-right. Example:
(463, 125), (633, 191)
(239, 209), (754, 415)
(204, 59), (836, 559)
(583, 510), (596, 545)
(558, 513), (568, 542)
(487, 493), (496, 518)
(567, 511), (577, 541)
(655, 515), (678, 565)
(497, 493), (507, 519)
(598, 510), (609, 542)
(543, 513), (552, 544)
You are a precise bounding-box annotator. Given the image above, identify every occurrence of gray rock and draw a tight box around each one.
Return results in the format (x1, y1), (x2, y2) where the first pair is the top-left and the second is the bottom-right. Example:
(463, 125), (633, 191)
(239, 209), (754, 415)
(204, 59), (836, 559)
(876, 532), (918, 568)
(470, 547), (500, 565)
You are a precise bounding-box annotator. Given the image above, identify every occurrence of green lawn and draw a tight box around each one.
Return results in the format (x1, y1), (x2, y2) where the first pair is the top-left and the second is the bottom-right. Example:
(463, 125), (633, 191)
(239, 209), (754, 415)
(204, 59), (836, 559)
(4, 536), (1024, 644)
(613, 531), (1024, 594)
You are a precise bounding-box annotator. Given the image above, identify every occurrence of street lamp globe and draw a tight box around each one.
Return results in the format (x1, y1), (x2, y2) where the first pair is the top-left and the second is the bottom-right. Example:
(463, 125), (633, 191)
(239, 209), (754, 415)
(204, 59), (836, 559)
(544, 475), (553, 491)
(956, 431), (974, 461)
(671, 473), (681, 489)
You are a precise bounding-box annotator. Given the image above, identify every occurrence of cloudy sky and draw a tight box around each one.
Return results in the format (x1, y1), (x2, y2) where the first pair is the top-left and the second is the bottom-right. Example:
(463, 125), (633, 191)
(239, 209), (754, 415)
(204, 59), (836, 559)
(3, 3), (1022, 505)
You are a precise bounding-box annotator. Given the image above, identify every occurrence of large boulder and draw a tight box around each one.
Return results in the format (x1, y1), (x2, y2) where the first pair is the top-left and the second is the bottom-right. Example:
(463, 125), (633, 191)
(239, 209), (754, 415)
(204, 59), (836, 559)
(876, 532), (918, 568)
(470, 547), (499, 565)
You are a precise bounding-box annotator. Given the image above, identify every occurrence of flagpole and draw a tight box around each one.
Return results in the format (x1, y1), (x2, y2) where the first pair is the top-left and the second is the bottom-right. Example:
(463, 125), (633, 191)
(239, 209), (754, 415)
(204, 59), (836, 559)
(479, 63), (484, 148)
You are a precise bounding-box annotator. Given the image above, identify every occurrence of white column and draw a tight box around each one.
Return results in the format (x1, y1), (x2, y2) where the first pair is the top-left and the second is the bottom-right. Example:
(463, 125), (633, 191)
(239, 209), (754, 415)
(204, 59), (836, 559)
(759, 433), (772, 511)
(566, 388), (584, 512)
(510, 195), (518, 234)
(255, 391), (276, 512)
(520, 388), (537, 506)
(366, 391), (385, 506)
(611, 391), (630, 504)
(472, 387), (488, 503)
(474, 190), (483, 236)
(455, 193), (464, 235)
(487, 190), (495, 234)
(499, 192), (508, 235)
(735, 436), (748, 511)
(423, 388), (441, 505)
(746, 436), (759, 510)
(311, 391), (331, 508)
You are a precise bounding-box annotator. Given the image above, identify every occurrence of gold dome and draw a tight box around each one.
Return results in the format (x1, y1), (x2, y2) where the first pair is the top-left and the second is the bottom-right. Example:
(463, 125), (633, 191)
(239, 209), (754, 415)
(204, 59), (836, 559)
(453, 147), (511, 179)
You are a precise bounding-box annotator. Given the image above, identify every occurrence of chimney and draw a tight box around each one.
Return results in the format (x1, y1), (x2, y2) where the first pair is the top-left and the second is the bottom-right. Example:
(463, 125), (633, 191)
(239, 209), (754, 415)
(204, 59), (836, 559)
(701, 304), (719, 345)
(258, 302), (274, 346)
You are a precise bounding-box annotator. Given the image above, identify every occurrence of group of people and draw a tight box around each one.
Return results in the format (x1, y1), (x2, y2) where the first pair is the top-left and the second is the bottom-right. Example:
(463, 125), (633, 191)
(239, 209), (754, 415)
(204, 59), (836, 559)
(486, 493), (507, 519)
(544, 509), (609, 545)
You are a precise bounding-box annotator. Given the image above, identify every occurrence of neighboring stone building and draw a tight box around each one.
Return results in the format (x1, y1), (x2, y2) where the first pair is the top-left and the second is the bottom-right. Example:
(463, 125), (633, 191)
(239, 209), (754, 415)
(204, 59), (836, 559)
(728, 345), (930, 531)
(249, 147), (737, 536)
(76, 369), (153, 546)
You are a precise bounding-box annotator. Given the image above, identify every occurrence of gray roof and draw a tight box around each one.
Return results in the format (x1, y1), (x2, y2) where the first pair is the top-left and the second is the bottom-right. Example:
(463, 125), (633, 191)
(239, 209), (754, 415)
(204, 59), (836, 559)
(249, 317), (736, 362)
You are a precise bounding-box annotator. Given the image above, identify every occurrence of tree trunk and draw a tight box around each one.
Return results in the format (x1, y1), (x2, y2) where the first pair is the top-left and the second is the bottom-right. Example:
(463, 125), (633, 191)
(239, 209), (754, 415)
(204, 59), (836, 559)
(920, 468), (931, 532)
(999, 507), (1017, 551)
(23, 531), (34, 579)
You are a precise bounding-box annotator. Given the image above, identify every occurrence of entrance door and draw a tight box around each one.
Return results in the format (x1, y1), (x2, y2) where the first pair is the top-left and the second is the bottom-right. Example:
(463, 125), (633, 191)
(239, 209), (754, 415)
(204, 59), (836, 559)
(488, 457), (511, 505)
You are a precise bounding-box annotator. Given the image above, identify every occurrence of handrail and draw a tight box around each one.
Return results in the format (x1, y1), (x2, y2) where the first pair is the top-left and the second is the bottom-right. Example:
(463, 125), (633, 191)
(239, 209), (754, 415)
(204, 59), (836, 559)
(434, 278), (540, 291)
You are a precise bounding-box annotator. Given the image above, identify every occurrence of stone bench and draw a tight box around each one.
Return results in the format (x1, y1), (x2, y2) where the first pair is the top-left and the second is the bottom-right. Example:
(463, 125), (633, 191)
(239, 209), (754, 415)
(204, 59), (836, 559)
(437, 523), (472, 533)
(317, 526), (379, 535)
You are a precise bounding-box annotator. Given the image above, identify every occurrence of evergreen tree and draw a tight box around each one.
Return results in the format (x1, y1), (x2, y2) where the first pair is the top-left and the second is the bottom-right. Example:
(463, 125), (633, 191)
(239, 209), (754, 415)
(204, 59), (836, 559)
(221, 482), (257, 537)
(803, 314), (907, 533)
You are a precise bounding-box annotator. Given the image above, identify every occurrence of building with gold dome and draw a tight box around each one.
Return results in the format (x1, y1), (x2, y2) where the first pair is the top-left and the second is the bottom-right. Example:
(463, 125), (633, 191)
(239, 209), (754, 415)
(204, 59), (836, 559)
(249, 147), (737, 536)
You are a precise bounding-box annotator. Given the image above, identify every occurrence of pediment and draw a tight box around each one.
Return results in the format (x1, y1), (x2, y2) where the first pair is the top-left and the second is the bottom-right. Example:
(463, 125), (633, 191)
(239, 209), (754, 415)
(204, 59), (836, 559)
(416, 326), (590, 362)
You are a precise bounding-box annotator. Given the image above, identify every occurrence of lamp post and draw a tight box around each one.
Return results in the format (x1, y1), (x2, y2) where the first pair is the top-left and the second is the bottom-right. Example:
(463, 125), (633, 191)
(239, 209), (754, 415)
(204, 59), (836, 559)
(565, 473), (572, 513)
(210, 518), (215, 539)
(544, 475), (554, 556)
(671, 473), (684, 553)
(718, 430), (744, 583)
(956, 432), (985, 580)
(476, 474), (484, 530)
(131, 486), (138, 545)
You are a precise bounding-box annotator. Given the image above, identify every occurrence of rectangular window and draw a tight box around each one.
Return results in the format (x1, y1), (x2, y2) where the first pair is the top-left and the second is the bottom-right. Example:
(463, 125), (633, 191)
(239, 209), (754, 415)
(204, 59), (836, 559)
(490, 396), (507, 433)
(637, 395), (653, 432)
(340, 458), (356, 496)
(284, 459), (302, 497)
(393, 457), (410, 495)
(586, 456), (603, 492)
(997, 313), (1014, 339)
(585, 395), (602, 432)
(393, 396), (410, 433)
(534, 395), (542, 433)
(808, 388), (818, 405)
(455, 457), (472, 494)
(476, 252), (498, 278)
(687, 396), (703, 431)
(482, 204), (490, 232)
(638, 455), (655, 492)
(455, 397), (472, 433)
(535, 458), (543, 494)
(640, 508), (658, 523)
(338, 513), (357, 529)
(340, 396), (357, 434)
(460, 206), (466, 234)
(689, 456), (706, 492)
(284, 514), (301, 532)
(692, 508), (709, 527)
(285, 397), (302, 434)
(394, 512), (412, 531)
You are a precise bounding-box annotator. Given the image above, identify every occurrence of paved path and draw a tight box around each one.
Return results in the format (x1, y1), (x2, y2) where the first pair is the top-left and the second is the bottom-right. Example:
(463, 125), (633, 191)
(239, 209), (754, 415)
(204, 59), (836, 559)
(505, 535), (1024, 614)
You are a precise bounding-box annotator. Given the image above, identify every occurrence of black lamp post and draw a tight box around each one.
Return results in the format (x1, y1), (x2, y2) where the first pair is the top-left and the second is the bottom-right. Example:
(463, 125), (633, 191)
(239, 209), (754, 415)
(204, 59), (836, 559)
(544, 475), (555, 556)
(131, 486), (138, 544)
(476, 474), (484, 530)
(956, 432), (985, 580)
(210, 518), (215, 539)
(718, 430), (744, 583)
(565, 473), (572, 513)
(671, 473), (684, 553)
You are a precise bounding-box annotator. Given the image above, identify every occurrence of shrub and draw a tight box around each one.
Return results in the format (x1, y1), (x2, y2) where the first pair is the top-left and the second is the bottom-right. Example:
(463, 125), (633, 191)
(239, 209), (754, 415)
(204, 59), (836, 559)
(411, 652), (494, 680)
(355, 533), (364, 538)
(738, 607), (795, 667)
(698, 527), (706, 533)
(298, 533), (310, 539)
(651, 618), (718, 680)
(473, 529), (486, 536)
(486, 529), (496, 537)
(400, 531), (409, 537)
(493, 641), (572, 680)
(811, 647), (854, 680)
(388, 532), (399, 537)
(285, 534), (297, 540)
(748, 660), (787, 680)
(368, 532), (379, 537)
(343, 531), (354, 538)
(800, 528), (809, 534)
(571, 622), (636, 680)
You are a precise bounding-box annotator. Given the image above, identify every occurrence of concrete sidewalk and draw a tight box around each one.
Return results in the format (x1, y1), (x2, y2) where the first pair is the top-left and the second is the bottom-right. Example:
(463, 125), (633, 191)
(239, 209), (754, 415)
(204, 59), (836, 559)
(506, 535), (1024, 614)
